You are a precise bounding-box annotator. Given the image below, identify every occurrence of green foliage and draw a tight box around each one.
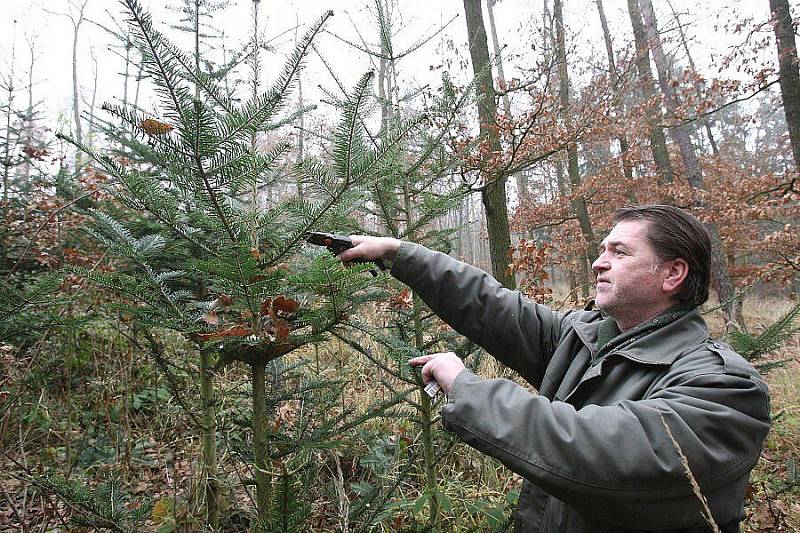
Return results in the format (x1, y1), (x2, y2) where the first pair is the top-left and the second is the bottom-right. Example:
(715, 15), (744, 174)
(727, 300), (800, 372)
(31, 474), (151, 531)
(255, 467), (312, 532)
(0, 273), (75, 345)
(58, 1), (403, 360)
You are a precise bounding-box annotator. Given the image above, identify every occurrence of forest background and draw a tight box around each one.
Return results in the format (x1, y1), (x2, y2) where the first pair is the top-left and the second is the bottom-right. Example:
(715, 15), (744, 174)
(1, 0), (799, 530)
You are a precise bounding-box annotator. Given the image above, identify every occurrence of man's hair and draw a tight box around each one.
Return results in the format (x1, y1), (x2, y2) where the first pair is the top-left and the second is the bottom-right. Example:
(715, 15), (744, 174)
(613, 205), (711, 307)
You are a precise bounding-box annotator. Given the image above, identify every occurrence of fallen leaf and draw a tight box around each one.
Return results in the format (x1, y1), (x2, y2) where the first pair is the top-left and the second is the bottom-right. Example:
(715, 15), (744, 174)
(274, 318), (291, 341)
(202, 310), (219, 325)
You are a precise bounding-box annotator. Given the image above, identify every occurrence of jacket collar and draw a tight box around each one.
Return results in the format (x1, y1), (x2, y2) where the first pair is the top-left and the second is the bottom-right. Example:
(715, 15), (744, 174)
(571, 306), (709, 365)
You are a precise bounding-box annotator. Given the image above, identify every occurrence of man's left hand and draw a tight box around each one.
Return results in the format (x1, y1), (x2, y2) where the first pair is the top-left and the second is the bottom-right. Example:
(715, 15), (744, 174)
(408, 352), (465, 396)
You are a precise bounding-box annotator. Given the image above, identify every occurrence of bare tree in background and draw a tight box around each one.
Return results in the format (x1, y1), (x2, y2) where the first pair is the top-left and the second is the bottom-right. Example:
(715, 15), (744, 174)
(596, 0), (636, 196)
(667, 0), (719, 155)
(463, 0), (515, 288)
(769, 0), (800, 193)
(487, 0), (528, 198)
(46, 0), (90, 170)
(626, 0), (675, 185)
(638, 0), (741, 329)
(554, 0), (596, 298)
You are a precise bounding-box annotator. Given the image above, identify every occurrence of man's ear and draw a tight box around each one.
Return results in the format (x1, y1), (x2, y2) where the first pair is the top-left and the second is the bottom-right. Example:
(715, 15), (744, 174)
(662, 258), (689, 295)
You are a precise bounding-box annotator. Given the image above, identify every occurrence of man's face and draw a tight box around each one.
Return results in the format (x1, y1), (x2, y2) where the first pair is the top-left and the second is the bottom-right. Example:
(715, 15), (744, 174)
(591, 220), (672, 326)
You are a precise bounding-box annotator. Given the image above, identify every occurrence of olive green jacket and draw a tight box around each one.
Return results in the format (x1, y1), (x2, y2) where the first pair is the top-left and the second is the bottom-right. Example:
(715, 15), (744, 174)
(392, 243), (770, 532)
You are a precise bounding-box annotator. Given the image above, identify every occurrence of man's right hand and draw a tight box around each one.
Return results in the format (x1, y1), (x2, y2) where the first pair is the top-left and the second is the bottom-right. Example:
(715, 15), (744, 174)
(338, 236), (401, 264)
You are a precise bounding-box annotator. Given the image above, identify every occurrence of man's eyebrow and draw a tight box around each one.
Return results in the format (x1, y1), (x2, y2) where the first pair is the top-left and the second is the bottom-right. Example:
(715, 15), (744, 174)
(601, 239), (628, 248)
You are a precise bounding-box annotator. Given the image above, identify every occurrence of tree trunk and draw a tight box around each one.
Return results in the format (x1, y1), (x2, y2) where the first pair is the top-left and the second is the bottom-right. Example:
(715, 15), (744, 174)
(22, 36), (36, 183)
(666, 0), (719, 155)
(252, 362), (270, 523)
(199, 348), (220, 527)
(769, 0), (800, 174)
(85, 48), (99, 144)
(463, 0), (515, 288)
(486, 0), (527, 198)
(555, 0), (596, 295)
(2, 23), (16, 202)
(639, 0), (740, 329)
(638, 0), (702, 187)
(122, 35), (132, 106)
(626, 0), (675, 186)
(596, 0), (635, 188)
(71, 0), (88, 171)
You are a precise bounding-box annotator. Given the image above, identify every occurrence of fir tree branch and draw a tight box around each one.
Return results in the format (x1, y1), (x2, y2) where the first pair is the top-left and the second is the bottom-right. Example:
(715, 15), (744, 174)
(123, 0), (190, 127)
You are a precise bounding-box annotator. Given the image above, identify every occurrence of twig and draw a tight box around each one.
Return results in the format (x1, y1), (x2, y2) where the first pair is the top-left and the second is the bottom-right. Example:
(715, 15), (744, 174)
(659, 413), (721, 533)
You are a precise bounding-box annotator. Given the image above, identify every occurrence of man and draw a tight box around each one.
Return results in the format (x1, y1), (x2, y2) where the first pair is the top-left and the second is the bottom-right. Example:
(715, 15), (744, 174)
(339, 205), (770, 532)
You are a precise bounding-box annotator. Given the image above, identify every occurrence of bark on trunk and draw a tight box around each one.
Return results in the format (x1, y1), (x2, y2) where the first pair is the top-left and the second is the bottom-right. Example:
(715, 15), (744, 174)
(639, 0), (739, 329)
(667, 0), (719, 155)
(769, 0), (800, 175)
(252, 362), (270, 523)
(70, 2), (89, 171)
(555, 0), (596, 294)
(626, 0), (675, 186)
(486, 0), (527, 197)
(638, 0), (702, 187)
(199, 348), (220, 527)
(463, 0), (515, 288)
(2, 25), (16, 202)
(596, 0), (635, 187)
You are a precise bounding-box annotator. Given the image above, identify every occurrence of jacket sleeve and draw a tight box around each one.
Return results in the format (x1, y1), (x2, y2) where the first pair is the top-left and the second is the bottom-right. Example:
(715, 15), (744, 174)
(441, 361), (771, 526)
(391, 242), (564, 388)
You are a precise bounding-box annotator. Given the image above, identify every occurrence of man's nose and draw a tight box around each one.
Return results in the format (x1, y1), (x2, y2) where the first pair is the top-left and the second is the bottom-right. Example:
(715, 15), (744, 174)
(591, 254), (608, 273)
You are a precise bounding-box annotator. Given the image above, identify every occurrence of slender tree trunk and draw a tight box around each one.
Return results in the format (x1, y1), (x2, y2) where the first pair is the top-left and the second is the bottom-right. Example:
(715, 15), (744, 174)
(122, 36), (131, 106)
(252, 361), (270, 523)
(626, 0), (675, 186)
(2, 22), (17, 202)
(486, 0), (527, 198)
(555, 0), (596, 296)
(85, 48), (99, 145)
(133, 63), (144, 109)
(190, 4), (222, 525)
(295, 13), (305, 193)
(22, 36), (37, 183)
(639, 0), (740, 329)
(199, 348), (219, 526)
(596, 0), (635, 187)
(377, 0), (391, 136)
(638, 0), (702, 187)
(400, 184), (443, 528)
(71, 1), (88, 171)
(666, 0), (719, 155)
(769, 0), (800, 174)
(247, 1), (275, 519)
(463, 0), (515, 288)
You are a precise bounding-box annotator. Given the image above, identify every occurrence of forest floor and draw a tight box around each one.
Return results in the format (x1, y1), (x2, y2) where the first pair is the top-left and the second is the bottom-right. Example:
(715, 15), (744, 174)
(0, 294), (798, 531)
(727, 298), (800, 531)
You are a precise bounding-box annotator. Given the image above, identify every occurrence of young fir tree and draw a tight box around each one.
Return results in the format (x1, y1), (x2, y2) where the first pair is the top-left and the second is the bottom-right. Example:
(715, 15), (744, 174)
(321, 4), (508, 528)
(58, 0), (423, 528)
